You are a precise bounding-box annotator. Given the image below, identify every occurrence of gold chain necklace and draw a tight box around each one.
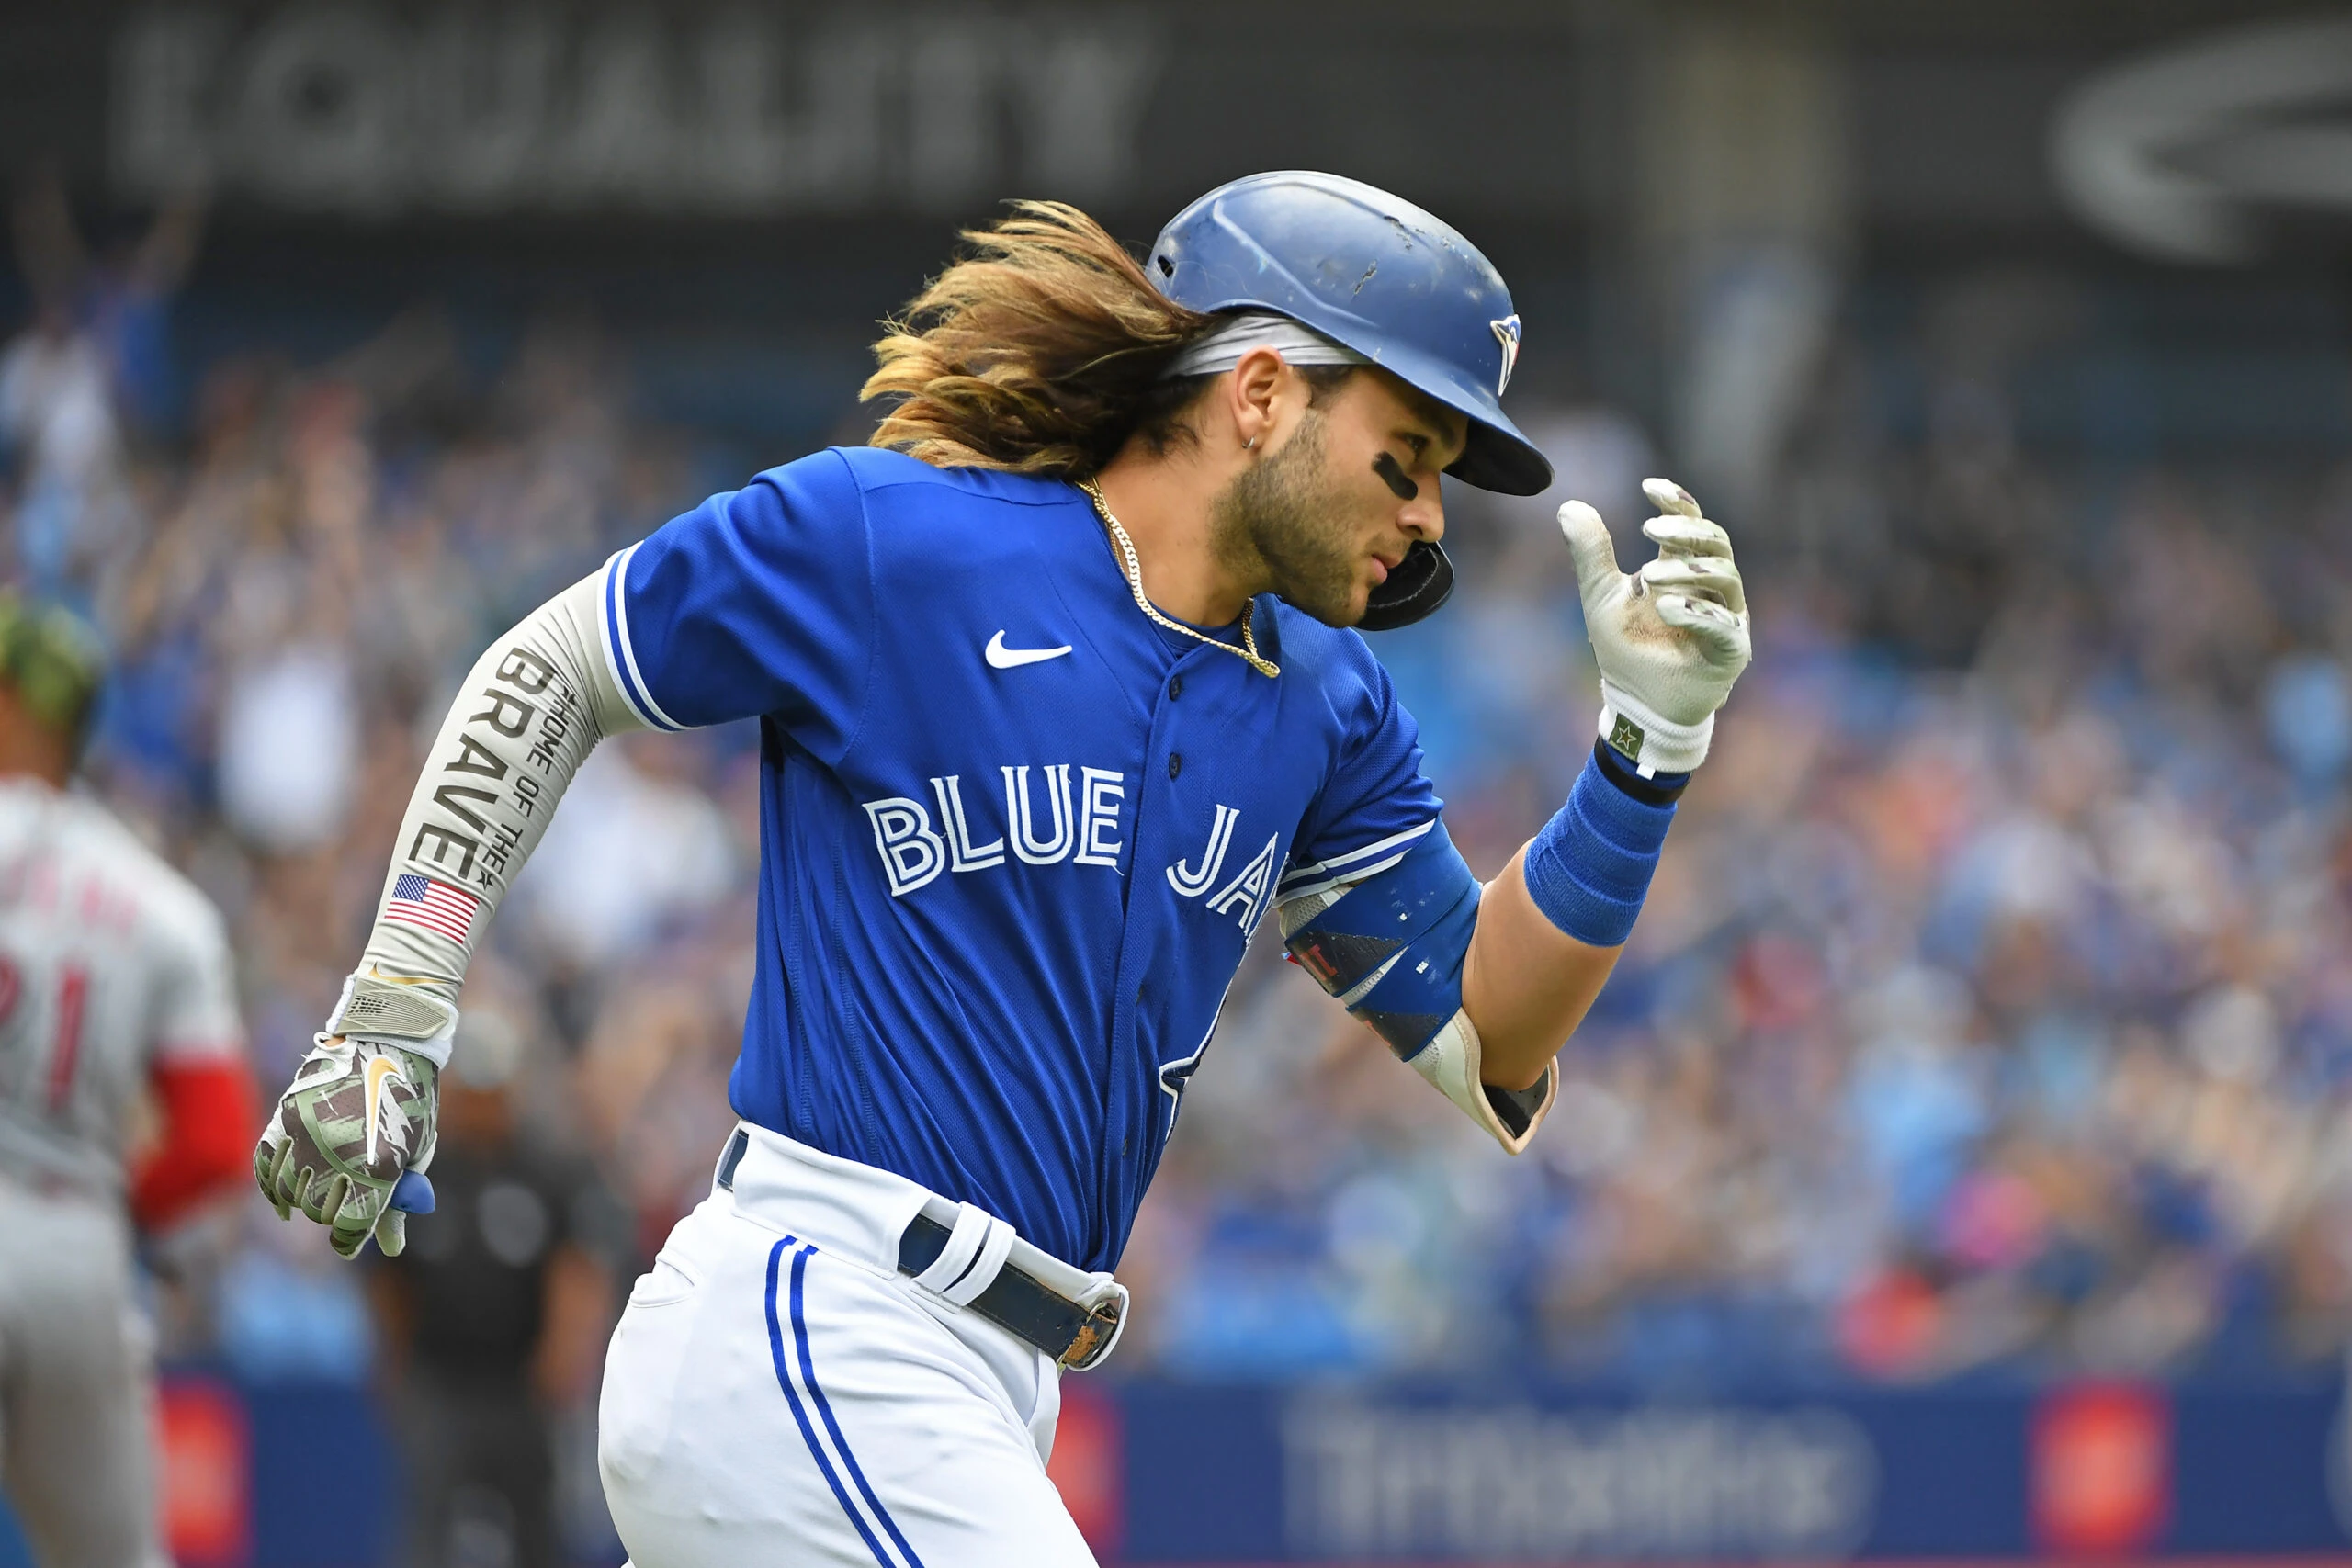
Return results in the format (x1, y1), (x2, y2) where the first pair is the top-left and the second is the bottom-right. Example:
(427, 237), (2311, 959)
(1078, 478), (1279, 679)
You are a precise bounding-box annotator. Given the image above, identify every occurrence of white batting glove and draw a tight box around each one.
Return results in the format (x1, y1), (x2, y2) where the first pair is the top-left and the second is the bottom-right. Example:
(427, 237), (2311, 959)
(1557, 478), (1751, 773)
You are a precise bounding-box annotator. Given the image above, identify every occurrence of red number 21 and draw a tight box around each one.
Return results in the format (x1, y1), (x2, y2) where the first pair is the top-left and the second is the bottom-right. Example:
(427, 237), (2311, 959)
(0, 959), (86, 1115)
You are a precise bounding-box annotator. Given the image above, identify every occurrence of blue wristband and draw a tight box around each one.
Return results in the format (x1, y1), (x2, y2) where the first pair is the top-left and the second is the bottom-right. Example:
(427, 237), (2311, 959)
(1521, 745), (1680, 946)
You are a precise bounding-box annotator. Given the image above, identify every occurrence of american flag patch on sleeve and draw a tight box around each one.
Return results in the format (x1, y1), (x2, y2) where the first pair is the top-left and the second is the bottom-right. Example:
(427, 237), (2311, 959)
(385, 874), (481, 944)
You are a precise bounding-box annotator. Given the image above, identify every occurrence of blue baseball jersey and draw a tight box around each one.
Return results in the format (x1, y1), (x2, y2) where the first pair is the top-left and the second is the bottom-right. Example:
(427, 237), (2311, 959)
(599, 447), (1440, 1272)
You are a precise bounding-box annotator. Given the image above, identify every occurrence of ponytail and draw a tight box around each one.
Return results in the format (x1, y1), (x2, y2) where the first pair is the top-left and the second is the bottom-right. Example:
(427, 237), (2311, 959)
(863, 202), (1217, 479)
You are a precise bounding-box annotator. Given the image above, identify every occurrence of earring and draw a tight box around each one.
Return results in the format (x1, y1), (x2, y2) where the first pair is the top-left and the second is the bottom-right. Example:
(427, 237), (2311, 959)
(1244, 435), (1258, 450)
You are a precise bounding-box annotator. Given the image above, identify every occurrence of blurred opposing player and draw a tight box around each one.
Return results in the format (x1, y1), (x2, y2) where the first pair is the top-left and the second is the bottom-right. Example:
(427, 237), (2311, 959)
(0, 594), (256, 1568)
(256, 173), (1751, 1563)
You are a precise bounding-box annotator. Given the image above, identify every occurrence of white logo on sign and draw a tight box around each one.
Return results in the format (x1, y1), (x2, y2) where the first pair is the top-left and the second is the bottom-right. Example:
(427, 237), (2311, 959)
(1490, 314), (1522, 397)
(111, 7), (1164, 218)
(985, 630), (1072, 669)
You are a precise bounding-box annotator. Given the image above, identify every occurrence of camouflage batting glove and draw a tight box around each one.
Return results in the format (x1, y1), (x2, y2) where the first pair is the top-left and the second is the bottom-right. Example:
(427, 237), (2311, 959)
(254, 976), (455, 1259)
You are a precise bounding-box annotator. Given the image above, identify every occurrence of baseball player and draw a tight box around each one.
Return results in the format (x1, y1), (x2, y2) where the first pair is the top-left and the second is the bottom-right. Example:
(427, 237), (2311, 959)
(254, 172), (1751, 1565)
(0, 593), (257, 1568)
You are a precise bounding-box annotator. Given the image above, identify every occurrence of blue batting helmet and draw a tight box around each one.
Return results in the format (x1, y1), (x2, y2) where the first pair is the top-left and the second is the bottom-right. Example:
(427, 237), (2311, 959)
(1148, 172), (1553, 499)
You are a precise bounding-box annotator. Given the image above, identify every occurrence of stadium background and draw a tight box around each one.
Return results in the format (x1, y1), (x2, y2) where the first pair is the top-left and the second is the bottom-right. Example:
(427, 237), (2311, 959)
(6, 0), (2352, 1561)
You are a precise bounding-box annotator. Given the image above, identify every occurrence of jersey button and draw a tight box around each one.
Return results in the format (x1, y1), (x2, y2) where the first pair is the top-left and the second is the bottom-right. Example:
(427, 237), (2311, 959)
(1167, 753), (1182, 779)
(1169, 675), (1183, 700)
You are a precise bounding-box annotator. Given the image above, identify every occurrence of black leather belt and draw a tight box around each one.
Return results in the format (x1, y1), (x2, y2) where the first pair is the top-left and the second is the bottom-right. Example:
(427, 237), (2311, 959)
(717, 1128), (1122, 1370)
(896, 1212), (1123, 1369)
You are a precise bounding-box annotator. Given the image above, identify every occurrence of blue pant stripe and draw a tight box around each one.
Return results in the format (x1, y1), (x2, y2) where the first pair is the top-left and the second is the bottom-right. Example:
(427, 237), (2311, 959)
(763, 1238), (899, 1568)
(790, 1241), (931, 1568)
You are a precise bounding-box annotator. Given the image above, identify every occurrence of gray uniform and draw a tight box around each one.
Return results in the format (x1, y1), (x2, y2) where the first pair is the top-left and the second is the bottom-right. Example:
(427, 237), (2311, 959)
(0, 779), (242, 1568)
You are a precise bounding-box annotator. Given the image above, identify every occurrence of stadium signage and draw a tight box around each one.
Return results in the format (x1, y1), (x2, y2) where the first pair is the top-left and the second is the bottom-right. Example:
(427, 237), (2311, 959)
(1279, 1397), (1878, 1560)
(111, 6), (1160, 217)
(2052, 15), (2352, 263)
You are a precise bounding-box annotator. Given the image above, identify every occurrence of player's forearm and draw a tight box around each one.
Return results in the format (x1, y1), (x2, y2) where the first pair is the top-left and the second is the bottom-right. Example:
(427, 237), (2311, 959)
(1464, 739), (1686, 1091)
(356, 570), (645, 1015)
(266, 565), (650, 1259)
(1461, 849), (1623, 1092)
(1459, 479), (1751, 1093)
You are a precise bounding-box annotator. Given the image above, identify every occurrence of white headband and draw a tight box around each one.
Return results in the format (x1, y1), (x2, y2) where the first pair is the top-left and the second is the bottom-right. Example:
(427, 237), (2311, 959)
(1162, 312), (1370, 379)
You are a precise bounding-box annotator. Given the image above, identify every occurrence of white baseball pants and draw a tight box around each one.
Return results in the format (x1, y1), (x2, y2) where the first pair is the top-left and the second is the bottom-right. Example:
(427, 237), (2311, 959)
(597, 1125), (1098, 1567)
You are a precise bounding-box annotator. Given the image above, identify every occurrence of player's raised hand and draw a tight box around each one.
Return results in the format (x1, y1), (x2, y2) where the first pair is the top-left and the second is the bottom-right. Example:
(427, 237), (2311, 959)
(1556, 478), (1751, 773)
(253, 978), (451, 1259)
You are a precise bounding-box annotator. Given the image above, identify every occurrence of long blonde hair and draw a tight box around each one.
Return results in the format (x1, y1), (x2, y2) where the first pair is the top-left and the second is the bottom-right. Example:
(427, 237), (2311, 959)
(862, 202), (1217, 479)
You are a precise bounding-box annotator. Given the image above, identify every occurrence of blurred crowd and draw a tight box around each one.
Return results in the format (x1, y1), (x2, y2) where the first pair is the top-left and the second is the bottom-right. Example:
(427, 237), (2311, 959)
(1133, 359), (2352, 1389)
(6, 226), (2352, 1405)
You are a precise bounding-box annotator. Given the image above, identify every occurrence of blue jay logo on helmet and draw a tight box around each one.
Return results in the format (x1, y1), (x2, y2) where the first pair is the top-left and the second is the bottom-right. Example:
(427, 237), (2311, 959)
(1491, 315), (1522, 397)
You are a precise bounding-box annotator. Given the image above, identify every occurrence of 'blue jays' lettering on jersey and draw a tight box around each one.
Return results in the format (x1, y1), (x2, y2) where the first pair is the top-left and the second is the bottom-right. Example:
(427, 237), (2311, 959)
(602, 447), (1440, 1271)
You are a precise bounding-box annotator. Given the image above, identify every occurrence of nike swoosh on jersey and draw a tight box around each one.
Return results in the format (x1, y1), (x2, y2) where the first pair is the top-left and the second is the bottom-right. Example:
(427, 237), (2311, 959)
(985, 630), (1073, 669)
(363, 1053), (409, 1165)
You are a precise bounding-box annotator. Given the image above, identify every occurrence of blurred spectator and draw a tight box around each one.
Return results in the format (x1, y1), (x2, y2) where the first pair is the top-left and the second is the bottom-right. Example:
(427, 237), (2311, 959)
(509, 736), (739, 967)
(12, 164), (206, 439)
(0, 303), (124, 604)
(2, 168), (204, 608)
(215, 641), (359, 852)
(368, 1005), (627, 1568)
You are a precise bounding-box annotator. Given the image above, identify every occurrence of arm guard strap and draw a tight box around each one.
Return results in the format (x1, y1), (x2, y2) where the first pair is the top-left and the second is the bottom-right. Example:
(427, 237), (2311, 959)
(1279, 820), (1556, 1154)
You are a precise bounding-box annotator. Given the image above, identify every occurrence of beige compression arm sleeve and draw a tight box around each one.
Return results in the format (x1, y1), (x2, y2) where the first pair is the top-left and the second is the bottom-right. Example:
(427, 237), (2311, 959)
(348, 570), (647, 1044)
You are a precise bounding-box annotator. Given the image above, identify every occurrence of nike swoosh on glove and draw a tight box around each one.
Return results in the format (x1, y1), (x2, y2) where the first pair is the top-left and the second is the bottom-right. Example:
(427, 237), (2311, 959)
(254, 1033), (441, 1258)
(1557, 477), (1752, 773)
(254, 978), (453, 1258)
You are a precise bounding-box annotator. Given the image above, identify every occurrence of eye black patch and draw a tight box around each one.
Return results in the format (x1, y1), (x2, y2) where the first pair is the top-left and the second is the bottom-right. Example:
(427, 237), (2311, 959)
(1372, 451), (1419, 501)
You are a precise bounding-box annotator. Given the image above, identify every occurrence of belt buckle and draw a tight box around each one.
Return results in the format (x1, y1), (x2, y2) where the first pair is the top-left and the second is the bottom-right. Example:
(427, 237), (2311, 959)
(1057, 1291), (1127, 1371)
